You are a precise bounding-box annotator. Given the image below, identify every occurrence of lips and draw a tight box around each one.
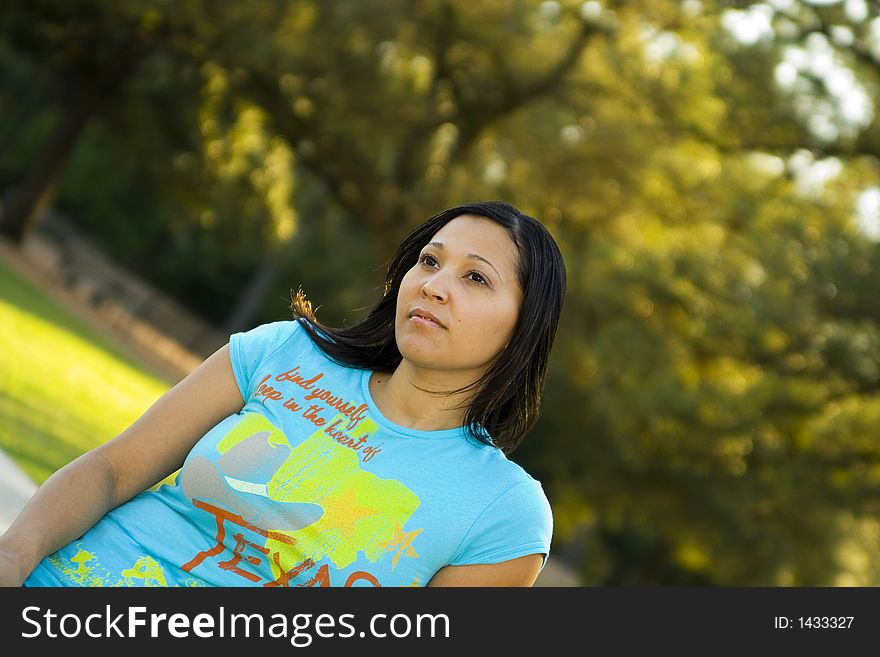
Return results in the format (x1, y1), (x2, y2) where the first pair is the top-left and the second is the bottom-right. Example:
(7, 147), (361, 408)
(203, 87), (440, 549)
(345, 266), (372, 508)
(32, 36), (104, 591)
(408, 307), (446, 328)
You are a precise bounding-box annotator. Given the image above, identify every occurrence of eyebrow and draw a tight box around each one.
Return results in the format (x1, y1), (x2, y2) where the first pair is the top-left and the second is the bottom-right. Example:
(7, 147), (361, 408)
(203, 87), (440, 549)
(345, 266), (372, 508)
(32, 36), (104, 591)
(425, 241), (503, 282)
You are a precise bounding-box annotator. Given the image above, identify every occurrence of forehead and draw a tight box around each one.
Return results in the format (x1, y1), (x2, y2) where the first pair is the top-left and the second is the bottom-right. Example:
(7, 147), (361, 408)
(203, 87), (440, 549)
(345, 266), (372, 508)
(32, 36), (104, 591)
(428, 215), (519, 269)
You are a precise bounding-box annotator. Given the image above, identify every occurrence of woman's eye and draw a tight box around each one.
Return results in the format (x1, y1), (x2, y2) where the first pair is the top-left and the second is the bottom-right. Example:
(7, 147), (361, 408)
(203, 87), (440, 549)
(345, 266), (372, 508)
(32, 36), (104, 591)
(418, 255), (487, 286)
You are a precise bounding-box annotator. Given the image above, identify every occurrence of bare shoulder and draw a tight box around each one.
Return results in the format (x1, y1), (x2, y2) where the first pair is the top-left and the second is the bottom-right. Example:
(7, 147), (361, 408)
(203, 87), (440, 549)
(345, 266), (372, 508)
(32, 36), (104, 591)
(426, 554), (544, 587)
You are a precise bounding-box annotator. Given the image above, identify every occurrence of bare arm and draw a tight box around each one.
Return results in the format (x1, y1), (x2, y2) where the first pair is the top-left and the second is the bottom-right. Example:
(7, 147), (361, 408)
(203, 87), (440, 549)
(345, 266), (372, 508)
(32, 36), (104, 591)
(0, 343), (244, 586)
(426, 554), (544, 587)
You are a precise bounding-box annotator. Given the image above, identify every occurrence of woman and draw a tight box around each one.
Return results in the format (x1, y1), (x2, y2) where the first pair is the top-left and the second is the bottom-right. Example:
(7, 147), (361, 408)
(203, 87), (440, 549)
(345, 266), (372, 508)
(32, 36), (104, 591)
(0, 200), (566, 587)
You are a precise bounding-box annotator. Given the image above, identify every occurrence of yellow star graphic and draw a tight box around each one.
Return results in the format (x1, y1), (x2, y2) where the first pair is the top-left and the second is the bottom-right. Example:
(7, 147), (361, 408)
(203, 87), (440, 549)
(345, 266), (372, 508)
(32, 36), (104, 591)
(320, 485), (381, 539)
(380, 523), (424, 570)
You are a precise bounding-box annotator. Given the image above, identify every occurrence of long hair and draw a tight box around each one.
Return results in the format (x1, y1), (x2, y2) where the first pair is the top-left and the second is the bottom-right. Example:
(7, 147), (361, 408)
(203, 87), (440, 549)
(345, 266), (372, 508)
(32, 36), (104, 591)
(289, 200), (566, 454)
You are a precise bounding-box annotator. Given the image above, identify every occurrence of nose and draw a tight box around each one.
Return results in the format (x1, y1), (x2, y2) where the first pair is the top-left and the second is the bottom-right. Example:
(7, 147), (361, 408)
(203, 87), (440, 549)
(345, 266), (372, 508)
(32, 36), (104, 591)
(421, 273), (448, 302)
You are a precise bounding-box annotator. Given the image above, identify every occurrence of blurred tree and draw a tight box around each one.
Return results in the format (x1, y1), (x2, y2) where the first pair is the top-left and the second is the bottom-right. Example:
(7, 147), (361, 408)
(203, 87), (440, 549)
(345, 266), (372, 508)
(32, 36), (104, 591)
(515, 0), (880, 585)
(0, 0), (167, 241)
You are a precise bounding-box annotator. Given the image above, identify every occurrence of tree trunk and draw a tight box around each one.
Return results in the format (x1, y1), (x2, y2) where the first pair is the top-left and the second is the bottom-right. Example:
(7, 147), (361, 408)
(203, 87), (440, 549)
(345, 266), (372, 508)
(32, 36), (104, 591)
(0, 98), (94, 242)
(0, 38), (142, 243)
(220, 256), (282, 336)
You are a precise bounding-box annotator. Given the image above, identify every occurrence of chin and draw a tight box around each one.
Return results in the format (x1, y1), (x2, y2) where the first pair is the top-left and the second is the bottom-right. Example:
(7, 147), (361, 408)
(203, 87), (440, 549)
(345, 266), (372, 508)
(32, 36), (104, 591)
(397, 344), (441, 366)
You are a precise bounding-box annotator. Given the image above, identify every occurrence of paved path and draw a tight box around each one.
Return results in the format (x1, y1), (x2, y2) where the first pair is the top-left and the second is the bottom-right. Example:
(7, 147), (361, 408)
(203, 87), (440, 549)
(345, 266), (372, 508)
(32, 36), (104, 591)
(0, 448), (36, 534)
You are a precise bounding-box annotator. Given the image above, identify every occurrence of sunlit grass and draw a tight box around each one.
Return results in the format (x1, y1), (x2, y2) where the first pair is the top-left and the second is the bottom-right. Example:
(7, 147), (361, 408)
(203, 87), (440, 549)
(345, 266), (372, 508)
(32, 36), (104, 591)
(0, 260), (169, 484)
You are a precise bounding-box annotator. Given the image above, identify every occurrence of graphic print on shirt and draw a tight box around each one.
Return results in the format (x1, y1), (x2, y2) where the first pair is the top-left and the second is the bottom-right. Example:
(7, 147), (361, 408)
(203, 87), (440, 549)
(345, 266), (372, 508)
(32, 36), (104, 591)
(180, 412), (423, 586)
(46, 546), (197, 586)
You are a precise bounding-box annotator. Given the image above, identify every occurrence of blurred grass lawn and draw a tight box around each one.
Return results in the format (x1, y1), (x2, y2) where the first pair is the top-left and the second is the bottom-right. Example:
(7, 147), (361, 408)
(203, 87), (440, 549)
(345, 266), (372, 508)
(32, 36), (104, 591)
(0, 259), (170, 484)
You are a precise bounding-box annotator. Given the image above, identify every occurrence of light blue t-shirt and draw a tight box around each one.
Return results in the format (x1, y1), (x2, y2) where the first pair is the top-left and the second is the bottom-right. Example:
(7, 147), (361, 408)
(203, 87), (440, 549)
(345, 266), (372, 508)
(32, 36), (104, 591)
(26, 319), (552, 587)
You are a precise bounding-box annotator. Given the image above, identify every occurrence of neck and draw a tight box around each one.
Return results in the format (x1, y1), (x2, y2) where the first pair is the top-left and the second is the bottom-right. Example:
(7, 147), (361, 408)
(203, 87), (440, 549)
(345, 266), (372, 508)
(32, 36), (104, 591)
(370, 362), (482, 432)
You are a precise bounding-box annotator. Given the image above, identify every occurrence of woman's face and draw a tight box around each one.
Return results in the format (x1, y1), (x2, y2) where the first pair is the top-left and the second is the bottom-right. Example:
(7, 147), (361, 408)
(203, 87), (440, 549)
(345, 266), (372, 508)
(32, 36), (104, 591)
(395, 214), (523, 380)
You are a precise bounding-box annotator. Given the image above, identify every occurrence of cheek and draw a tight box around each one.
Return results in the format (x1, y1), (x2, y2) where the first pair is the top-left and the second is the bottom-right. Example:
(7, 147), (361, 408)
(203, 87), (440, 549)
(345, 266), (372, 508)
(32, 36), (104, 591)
(396, 271), (419, 304)
(466, 299), (520, 337)
(499, 298), (523, 339)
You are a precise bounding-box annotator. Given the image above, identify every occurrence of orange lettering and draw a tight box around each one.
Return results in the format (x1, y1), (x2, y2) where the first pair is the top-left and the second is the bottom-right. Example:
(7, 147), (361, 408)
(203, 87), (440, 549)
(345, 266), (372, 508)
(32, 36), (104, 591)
(301, 564), (331, 588)
(218, 533), (269, 582)
(344, 571), (381, 587)
(265, 555), (316, 587)
(182, 500), (297, 576)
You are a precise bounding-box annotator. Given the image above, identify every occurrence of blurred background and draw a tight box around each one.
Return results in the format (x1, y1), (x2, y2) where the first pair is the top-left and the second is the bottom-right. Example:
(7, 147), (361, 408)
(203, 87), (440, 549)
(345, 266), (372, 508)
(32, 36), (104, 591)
(2, 0), (880, 586)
